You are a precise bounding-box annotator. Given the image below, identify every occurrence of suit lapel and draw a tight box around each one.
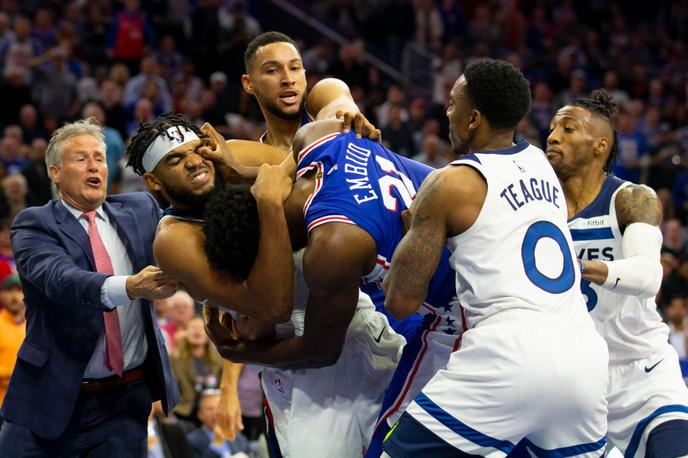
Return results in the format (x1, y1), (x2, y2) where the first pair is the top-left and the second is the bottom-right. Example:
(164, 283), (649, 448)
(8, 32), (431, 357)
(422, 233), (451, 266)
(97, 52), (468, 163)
(53, 201), (96, 270)
(103, 200), (145, 273)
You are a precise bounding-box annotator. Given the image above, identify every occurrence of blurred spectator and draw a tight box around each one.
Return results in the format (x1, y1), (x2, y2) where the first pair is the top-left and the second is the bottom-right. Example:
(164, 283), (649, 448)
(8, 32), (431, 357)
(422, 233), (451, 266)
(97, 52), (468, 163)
(376, 84), (408, 128)
(173, 59), (204, 104)
(556, 68), (588, 107)
(601, 70), (630, 110)
(124, 56), (173, 114)
(431, 42), (462, 105)
(0, 137), (28, 176)
(100, 79), (128, 138)
(186, 390), (249, 458)
(172, 316), (223, 424)
(415, 0), (443, 52)
(31, 46), (79, 121)
(664, 295), (688, 360)
(438, 0), (465, 45)
(662, 218), (687, 258)
(613, 112), (649, 183)
(106, 0), (156, 73)
(18, 104), (46, 143)
(495, 0), (526, 51)
(329, 40), (370, 92)
(21, 137), (51, 205)
(148, 400), (194, 458)
(33, 8), (58, 53)
(1, 174), (30, 219)
(529, 82), (555, 148)
(218, 2), (261, 81)
(157, 35), (183, 82)
(0, 274), (25, 408)
(302, 38), (334, 76)
(0, 12), (15, 68)
(160, 290), (196, 352)
(127, 98), (156, 137)
(190, 0), (222, 79)
(82, 103), (125, 193)
(411, 134), (450, 169)
(3, 16), (38, 85)
(381, 103), (415, 158)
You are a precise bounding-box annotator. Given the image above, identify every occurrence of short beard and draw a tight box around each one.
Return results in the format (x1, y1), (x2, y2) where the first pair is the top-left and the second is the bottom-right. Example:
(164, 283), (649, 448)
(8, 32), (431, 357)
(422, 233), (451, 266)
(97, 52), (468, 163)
(257, 89), (308, 121)
(165, 175), (220, 210)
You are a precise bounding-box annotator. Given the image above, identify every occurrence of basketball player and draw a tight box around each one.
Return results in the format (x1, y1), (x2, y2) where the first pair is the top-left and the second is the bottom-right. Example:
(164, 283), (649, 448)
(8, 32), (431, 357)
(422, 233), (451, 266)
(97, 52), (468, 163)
(202, 118), (460, 457)
(382, 59), (609, 457)
(242, 31), (380, 149)
(547, 90), (688, 458)
(128, 70), (378, 439)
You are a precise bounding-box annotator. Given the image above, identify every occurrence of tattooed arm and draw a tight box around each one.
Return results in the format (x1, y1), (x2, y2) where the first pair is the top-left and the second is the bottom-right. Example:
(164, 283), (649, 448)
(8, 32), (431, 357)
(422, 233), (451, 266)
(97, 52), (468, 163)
(384, 166), (486, 319)
(614, 184), (663, 231)
(582, 184), (664, 297)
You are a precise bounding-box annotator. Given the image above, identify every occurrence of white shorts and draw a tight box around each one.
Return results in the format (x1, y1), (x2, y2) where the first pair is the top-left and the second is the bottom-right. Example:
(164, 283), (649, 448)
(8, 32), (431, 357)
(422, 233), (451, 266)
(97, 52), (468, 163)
(262, 295), (404, 458)
(401, 310), (609, 458)
(607, 343), (688, 458)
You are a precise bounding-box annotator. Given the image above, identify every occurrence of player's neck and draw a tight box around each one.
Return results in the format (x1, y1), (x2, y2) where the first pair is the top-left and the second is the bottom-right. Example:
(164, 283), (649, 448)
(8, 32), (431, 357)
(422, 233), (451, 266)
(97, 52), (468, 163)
(560, 170), (606, 219)
(470, 129), (516, 153)
(262, 112), (301, 150)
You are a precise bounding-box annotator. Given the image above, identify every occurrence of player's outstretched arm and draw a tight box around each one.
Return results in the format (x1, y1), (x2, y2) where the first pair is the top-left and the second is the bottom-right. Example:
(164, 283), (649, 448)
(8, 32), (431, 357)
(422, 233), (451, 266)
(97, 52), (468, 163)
(581, 184), (663, 298)
(384, 170), (449, 319)
(307, 78), (381, 141)
(206, 223), (375, 369)
(155, 165), (294, 323)
(199, 122), (291, 183)
(384, 165), (482, 319)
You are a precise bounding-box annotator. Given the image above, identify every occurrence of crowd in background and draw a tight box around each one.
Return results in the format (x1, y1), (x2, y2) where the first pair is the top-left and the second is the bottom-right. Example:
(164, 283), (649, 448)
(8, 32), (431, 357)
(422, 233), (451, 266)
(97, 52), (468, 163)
(0, 0), (687, 454)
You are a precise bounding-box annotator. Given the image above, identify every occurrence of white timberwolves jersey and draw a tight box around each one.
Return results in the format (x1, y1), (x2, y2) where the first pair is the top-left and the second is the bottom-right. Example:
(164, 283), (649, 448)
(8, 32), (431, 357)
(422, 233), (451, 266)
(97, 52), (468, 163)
(447, 143), (588, 329)
(568, 175), (669, 363)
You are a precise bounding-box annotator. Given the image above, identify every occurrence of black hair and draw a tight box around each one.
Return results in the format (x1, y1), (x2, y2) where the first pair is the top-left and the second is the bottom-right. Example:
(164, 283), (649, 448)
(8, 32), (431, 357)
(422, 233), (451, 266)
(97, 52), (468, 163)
(203, 184), (260, 280)
(244, 31), (297, 72)
(126, 112), (205, 176)
(463, 59), (532, 130)
(570, 89), (618, 173)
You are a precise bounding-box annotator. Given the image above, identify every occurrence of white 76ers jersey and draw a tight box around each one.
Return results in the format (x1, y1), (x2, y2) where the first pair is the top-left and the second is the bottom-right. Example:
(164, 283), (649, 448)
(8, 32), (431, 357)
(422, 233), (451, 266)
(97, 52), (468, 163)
(447, 143), (589, 329)
(569, 175), (669, 363)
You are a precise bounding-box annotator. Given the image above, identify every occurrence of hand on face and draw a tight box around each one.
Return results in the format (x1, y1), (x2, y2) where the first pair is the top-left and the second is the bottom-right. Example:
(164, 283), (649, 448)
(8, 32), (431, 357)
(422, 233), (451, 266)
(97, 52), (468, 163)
(198, 123), (231, 165)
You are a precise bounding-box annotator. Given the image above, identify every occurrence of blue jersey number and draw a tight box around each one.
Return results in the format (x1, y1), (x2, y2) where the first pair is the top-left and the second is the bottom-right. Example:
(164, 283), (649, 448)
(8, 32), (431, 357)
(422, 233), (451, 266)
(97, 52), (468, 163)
(580, 279), (598, 311)
(521, 221), (576, 294)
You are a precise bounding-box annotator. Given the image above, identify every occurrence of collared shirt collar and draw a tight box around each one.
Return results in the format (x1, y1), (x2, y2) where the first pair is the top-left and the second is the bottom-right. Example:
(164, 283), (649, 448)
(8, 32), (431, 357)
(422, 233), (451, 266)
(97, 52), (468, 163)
(61, 200), (108, 223)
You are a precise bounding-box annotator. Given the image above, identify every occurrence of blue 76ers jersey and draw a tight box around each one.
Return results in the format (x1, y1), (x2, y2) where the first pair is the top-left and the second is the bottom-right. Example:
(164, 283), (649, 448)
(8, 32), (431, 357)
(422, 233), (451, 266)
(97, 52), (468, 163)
(296, 131), (460, 335)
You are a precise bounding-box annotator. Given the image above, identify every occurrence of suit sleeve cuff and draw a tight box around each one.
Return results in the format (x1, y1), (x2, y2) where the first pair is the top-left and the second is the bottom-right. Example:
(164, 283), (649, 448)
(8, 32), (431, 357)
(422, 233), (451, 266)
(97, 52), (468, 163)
(101, 276), (130, 310)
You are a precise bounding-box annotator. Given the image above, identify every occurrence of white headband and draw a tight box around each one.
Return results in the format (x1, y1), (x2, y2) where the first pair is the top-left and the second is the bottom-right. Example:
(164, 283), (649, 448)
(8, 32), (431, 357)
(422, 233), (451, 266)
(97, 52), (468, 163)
(142, 126), (201, 172)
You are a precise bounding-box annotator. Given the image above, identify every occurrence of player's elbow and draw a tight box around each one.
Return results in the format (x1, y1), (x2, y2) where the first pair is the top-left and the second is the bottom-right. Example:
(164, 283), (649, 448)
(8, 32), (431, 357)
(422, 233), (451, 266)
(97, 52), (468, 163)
(385, 294), (421, 321)
(251, 289), (293, 324)
(638, 263), (663, 298)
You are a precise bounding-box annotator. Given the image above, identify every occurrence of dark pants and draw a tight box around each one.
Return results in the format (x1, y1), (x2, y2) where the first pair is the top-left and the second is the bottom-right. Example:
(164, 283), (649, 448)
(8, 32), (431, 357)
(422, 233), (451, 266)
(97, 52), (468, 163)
(0, 381), (151, 458)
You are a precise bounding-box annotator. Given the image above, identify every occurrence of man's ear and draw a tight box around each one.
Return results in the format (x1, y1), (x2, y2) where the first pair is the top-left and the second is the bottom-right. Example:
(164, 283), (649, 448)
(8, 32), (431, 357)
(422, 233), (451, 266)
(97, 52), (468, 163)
(468, 109), (482, 131)
(594, 137), (609, 158)
(48, 164), (59, 185)
(143, 172), (162, 192)
(241, 74), (254, 95)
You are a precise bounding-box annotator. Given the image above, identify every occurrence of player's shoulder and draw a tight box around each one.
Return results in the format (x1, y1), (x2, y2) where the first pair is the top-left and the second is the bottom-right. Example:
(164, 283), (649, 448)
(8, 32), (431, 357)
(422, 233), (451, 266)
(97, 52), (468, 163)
(155, 217), (202, 252)
(614, 183), (662, 228)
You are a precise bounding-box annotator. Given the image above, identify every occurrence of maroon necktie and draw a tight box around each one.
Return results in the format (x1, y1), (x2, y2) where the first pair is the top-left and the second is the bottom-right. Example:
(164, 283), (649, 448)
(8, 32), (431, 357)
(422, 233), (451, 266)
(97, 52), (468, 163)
(84, 210), (124, 377)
